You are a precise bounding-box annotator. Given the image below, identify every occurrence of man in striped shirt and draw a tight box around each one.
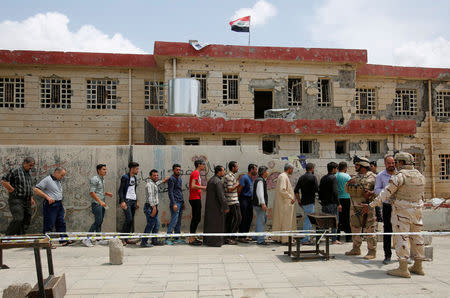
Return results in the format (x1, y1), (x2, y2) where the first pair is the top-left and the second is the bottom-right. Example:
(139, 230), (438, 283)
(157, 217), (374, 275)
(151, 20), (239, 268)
(223, 161), (241, 245)
(140, 169), (169, 247)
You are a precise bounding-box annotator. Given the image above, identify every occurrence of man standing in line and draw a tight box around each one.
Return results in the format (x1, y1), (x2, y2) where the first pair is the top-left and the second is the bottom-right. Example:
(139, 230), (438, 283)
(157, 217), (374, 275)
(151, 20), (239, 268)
(370, 160), (383, 223)
(253, 166), (269, 245)
(166, 164), (185, 245)
(318, 162), (341, 244)
(272, 163), (296, 244)
(336, 161), (352, 242)
(294, 163), (318, 245)
(83, 164), (113, 247)
(224, 161), (241, 245)
(33, 167), (72, 246)
(237, 163), (258, 243)
(365, 152), (426, 278)
(344, 157), (377, 259)
(1, 157), (35, 235)
(203, 165), (229, 247)
(141, 169), (169, 247)
(118, 162), (140, 246)
(188, 160), (206, 246)
(374, 155), (396, 264)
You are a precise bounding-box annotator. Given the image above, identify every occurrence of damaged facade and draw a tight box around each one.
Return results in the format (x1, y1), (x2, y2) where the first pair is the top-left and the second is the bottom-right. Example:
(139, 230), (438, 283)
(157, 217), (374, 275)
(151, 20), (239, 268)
(0, 42), (449, 199)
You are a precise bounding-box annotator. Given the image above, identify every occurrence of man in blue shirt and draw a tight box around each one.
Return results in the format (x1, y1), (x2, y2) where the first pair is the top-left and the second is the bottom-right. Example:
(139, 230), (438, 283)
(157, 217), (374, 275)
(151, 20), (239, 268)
(336, 162), (352, 242)
(237, 164), (258, 242)
(166, 164), (185, 245)
(374, 155), (396, 264)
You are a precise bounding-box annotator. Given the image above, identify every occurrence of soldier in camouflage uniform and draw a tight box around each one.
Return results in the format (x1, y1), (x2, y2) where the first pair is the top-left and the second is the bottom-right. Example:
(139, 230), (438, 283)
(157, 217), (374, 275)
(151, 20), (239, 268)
(365, 152), (426, 278)
(344, 157), (377, 259)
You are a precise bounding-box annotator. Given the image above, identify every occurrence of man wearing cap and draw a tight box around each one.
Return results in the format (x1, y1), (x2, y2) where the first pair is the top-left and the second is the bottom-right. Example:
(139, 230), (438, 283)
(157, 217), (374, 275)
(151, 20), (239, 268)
(344, 157), (377, 259)
(363, 152), (426, 278)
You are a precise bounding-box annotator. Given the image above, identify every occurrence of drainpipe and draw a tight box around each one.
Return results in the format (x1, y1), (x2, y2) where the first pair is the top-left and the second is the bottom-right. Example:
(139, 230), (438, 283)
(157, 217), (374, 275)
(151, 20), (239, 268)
(172, 58), (176, 79)
(428, 79), (436, 198)
(128, 68), (132, 146)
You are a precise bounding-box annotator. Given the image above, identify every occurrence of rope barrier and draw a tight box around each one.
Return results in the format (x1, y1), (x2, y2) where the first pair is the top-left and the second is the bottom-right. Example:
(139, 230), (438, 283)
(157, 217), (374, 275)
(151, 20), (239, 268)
(1, 230), (449, 243)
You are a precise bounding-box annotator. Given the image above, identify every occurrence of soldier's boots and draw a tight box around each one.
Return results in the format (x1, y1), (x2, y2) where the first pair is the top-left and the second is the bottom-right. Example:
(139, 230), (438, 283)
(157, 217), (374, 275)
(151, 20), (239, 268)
(387, 260), (411, 278)
(363, 249), (376, 260)
(345, 247), (361, 256)
(409, 259), (425, 275)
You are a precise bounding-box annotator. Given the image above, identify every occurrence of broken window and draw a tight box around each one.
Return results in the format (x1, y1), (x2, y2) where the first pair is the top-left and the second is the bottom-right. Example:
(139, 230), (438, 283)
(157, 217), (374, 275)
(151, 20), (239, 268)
(262, 139), (276, 154)
(355, 88), (375, 114)
(436, 91), (450, 117)
(184, 139), (199, 146)
(288, 78), (302, 106)
(41, 78), (72, 109)
(335, 140), (348, 155)
(368, 140), (381, 154)
(299, 140), (313, 154)
(439, 154), (450, 180)
(223, 139), (239, 146)
(191, 73), (207, 104)
(87, 79), (118, 109)
(394, 89), (417, 116)
(145, 81), (164, 110)
(223, 74), (239, 104)
(0, 77), (24, 108)
(317, 78), (331, 107)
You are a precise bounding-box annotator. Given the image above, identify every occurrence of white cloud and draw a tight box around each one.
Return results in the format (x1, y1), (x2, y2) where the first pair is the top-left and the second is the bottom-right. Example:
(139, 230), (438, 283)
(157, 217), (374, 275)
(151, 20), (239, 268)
(309, 0), (450, 67)
(0, 12), (145, 53)
(231, 0), (277, 26)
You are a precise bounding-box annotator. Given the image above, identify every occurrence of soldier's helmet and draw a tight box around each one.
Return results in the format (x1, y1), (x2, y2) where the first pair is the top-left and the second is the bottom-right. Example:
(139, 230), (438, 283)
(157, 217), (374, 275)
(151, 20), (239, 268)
(355, 157), (370, 168)
(394, 152), (414, 165)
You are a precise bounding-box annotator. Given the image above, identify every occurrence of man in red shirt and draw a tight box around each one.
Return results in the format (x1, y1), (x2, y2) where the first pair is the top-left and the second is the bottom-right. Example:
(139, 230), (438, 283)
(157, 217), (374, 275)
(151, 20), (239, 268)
(189, 160), (206, 245)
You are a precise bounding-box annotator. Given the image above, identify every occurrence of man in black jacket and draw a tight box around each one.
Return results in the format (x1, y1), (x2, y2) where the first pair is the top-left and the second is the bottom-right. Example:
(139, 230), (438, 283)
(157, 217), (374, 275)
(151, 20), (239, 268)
(118, 161), (140, 245)
(319, 162), (341, 244)
(294, 163), (318, 245)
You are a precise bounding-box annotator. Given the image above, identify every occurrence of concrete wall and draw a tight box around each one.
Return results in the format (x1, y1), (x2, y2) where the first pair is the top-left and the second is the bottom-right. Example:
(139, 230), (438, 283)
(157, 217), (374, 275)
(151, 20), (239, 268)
(1, 145), (449, 234)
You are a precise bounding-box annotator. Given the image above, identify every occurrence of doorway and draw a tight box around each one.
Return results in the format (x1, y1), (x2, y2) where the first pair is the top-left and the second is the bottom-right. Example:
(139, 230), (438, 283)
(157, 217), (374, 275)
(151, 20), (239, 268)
(254, 91), (273, 119)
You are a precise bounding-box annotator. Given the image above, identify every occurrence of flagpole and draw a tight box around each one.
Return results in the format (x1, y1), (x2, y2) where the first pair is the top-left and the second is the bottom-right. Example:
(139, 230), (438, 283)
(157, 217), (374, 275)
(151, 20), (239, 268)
(248, 17), (251, 46)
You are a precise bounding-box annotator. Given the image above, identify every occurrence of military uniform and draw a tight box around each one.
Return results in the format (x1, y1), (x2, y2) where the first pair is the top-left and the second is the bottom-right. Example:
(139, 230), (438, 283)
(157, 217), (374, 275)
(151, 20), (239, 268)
(370, 152), (426, 278)
(345, 157), (377, 259)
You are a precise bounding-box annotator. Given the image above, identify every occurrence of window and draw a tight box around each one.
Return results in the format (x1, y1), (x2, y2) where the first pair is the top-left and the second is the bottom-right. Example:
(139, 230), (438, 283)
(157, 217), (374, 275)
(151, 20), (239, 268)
(335, 141), (348, 155)
(87, 79), (118, 109)
(0, 77), (24, 108)
(300, 140), (313, 154)
(41, 78), (71, 109)
(355, 88), (375, 114)
(436, 91), (450, 118)
(145, 81), (164, 110)
(262, 139), (276, 154)
(368, 140), (381, 154)
(184, 139), (199, 146)
(222, 74), (238, 104)
(410, 152), (423, 173)
(317, 78), (331, 107)
(395, 89), (417, 116)
(439, 154), (450, 180)
(223, 139), (238, 146)
(191, 73), (207, 104)
(288, 78), (302, 106)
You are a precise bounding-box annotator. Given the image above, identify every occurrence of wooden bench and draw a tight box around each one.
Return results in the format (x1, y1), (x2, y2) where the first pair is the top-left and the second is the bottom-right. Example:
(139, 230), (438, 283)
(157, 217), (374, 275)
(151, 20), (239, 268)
(0, 236), (66, 297)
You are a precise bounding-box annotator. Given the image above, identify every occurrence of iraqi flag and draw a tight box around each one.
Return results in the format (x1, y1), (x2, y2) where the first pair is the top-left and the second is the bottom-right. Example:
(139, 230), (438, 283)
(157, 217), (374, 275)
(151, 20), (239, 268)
(229, 16), (250, 32)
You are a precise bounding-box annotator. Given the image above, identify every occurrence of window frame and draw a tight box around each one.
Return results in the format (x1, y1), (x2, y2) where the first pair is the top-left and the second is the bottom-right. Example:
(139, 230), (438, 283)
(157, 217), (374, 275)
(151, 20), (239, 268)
(86, 79), (118, 110)
(40, 78), (72, 109)
(0, 77), (25, 108)
(222, 74), (239, 104)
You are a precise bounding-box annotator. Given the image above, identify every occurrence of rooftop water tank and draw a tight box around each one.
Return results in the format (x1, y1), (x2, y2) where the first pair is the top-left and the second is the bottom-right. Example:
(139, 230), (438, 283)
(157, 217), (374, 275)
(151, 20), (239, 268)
(168, 78), (200, 116)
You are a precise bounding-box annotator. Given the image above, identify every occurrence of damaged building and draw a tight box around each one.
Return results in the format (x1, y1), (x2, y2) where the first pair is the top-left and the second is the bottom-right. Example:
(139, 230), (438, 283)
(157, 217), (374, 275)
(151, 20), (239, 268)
(0, 41), (449, 200)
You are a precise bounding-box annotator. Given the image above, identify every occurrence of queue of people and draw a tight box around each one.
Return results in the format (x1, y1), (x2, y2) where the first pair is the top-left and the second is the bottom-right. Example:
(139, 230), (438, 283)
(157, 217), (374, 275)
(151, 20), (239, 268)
(1, 152), (428, 278)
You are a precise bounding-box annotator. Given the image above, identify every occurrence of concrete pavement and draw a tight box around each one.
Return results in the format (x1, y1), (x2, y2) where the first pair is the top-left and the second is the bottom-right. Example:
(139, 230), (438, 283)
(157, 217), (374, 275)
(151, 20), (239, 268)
(1, 236), (449, 297)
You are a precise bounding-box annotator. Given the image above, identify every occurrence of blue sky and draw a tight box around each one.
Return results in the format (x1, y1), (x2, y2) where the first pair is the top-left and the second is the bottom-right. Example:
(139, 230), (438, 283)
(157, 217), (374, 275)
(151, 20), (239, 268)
(0, 0), (449, 67)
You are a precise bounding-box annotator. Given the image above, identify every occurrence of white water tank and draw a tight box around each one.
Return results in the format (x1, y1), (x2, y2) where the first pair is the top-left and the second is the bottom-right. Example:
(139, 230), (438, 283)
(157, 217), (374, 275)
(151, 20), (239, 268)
(168, 78), (200, 115)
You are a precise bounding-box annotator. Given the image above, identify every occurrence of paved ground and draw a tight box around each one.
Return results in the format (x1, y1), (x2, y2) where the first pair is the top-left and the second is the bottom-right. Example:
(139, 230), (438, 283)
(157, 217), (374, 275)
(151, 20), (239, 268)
(1, 236), (449, 297)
